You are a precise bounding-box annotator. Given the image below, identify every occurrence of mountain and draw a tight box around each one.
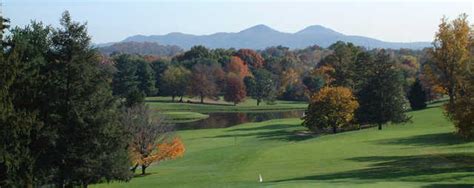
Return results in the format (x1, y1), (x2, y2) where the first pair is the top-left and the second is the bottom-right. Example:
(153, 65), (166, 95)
(118, 24), (430, 50)
(98, 41), (183, 56)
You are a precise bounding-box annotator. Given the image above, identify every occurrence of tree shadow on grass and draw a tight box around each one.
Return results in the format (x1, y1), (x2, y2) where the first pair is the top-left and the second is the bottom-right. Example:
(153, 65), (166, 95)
(228, 124), (296, 132)
(376, 133), (473, 146)
(206, 124), (314, 142)
(271, 153), (474, 183)
(421, 184), (474, 188)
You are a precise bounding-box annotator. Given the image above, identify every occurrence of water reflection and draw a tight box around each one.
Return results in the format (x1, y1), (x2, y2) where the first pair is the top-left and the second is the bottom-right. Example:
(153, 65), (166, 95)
(175, 110), (304, 130)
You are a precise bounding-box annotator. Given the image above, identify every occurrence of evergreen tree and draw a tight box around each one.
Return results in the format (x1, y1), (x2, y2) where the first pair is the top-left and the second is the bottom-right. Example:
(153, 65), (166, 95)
(136, 60), (157, 96)
(47, 11), (131, 186)
(407, 79), (428, 110)
(112, 54), (143, 106)
(0, 15), (35, 187)
(356, 50), (409, 130)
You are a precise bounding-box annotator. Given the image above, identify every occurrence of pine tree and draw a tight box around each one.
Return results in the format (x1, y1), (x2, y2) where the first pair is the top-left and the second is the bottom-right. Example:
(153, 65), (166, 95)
(356, 50), (409, 130)
(136, 60), (157, 96)
(47, 11), (131, 186)
(407, 79), (428, 110)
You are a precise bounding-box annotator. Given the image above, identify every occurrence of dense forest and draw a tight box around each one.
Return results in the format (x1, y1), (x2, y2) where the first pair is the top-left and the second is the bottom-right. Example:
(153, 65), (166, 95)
(1, 11), (473, 187)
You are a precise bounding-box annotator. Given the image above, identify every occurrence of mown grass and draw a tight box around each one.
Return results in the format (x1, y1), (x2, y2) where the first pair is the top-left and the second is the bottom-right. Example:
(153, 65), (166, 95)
(146, 96), (308, 113)
(94, 103), (474, 188)
(160, 111), (210, 123)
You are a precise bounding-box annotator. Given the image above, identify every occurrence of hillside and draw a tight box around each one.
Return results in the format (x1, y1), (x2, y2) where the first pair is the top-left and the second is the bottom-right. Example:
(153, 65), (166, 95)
(119, 24), (430, 50)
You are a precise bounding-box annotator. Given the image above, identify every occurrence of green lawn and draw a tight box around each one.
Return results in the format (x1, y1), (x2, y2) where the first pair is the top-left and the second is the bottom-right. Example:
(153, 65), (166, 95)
(146, 96), (308, 113)
(94, 103), (474, 188)
(160, 111), (210, 123)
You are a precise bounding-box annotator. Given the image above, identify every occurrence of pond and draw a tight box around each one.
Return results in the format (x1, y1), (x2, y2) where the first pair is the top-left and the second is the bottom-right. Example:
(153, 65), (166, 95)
(174, 110), (305, 130)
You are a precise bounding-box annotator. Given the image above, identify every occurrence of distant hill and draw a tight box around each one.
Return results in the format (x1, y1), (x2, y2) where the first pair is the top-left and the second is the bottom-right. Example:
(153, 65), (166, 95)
(98, 41), (183, 56)
(118, 24), (431, 50)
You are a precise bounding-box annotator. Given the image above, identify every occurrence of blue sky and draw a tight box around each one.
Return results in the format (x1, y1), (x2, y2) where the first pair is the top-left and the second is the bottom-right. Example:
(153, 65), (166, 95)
(3, 0), (473, 44)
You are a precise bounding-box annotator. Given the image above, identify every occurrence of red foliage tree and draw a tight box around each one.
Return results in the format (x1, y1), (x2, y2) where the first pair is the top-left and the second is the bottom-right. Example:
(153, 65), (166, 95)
(235, 49), (265, 69)
(224, 74), (247, 105)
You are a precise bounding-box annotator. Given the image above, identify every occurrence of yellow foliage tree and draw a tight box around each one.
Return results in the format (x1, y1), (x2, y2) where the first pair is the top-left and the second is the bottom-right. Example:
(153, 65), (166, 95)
(302, 87), (359, 133)
(122, 104), (185, 175)
(427, 14), (471, 110)
(427, 14), (474, 138)
(130, 137), (185, 175)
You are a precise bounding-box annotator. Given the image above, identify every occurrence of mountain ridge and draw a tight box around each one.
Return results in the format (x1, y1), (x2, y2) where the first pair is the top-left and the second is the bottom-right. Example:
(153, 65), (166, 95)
(118, 24), (430, 50)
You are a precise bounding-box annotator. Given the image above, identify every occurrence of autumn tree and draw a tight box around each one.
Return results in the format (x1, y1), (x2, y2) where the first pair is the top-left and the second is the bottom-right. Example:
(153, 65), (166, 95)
(448, 70), (474, 138)
(224, 74), (247, 105)
(426, 14), (471, 112)
(235, 49), (265, 69)
(122, 104), (184, 175)
(244, 69), (276, 106)
(226, 56), (250, 78)
(188, 63), (223, 103)
(161, 66), (191, 102)
(407, 79), (428, 110)
(302, 87), (359, 133)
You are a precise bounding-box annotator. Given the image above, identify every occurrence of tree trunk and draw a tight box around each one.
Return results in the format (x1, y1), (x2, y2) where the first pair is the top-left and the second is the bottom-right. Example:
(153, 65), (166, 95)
(378, 123), (382, 130)
(172, 95), (175, 102)
(200, 94), (204, 104)
(141, 165), (147, 175)
(82, 182), (88, 188)
(234, 101), (237, 106)
(131, 164), (139, 173)
(332, 126), (337, 133)
(257, 99), (261, 106)
(179, 96), (183, 102)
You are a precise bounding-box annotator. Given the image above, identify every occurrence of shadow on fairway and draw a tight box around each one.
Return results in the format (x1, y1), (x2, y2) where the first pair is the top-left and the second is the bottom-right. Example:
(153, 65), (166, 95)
(376, 133), (473, 146)
(271, 153), (474, 183)
(421, 184), (474, 188)
(206, 123), (314, 142)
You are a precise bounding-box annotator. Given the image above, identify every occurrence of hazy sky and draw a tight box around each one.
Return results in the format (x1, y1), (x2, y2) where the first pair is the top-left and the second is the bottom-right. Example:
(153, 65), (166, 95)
(3, 0), (473, 44)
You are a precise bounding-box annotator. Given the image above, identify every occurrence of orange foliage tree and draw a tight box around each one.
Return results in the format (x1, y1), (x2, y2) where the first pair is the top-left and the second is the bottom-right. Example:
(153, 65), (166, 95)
(302, 87), (359, 133)
(226, 56), (250, 78)
(122, 104), (185, 175)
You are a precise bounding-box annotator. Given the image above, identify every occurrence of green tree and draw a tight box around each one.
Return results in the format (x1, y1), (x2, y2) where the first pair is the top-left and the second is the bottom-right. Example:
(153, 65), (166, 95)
(356, 50), (409, 130)
(112, 54), (143, 107)
(319, 41), (360, 88)
(136, 60), (157, 96)
(48, 11), (131, 186)
(0, 16), (44, 187)
(161, 66), (191, 102)
(407, 79), (428, 110)
(303, 75), (325, 93)
(150, 59), (170, 95)
(244, 69), (276, 106)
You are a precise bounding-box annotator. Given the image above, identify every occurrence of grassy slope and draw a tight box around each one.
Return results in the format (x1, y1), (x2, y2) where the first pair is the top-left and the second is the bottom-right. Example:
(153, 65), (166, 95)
(94, 104), (474, 188)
